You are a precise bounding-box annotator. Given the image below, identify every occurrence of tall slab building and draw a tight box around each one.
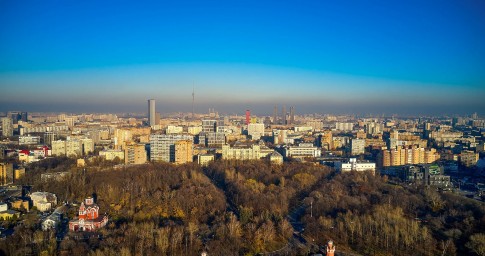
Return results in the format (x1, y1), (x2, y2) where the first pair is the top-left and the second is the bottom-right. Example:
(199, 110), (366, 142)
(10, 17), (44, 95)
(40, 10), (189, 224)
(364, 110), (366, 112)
(148, 99), (156, 126)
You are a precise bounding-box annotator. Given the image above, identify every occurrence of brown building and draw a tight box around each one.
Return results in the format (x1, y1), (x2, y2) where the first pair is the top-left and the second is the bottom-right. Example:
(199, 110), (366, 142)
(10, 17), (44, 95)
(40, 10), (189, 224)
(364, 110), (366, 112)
(11, 199), (31, 211)
(356, 131), (367, 139)
(460, 150), (479, 167)
(175, 140), (193, 164)
(0, 162), (13, 185)
(379, 146), (440, 167)
(321, 131), (334, 150)
(124, 143), (147, 165)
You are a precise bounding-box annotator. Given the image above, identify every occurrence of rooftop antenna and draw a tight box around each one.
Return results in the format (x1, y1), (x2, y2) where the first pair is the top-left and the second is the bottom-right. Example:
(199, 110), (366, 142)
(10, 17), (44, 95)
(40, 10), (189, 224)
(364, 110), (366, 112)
(192, 82), (195, 120)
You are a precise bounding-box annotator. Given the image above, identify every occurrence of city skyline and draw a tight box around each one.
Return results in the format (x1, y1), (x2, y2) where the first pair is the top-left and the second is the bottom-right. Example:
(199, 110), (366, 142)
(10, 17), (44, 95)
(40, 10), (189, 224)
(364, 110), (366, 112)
(1, 1), (485, 115)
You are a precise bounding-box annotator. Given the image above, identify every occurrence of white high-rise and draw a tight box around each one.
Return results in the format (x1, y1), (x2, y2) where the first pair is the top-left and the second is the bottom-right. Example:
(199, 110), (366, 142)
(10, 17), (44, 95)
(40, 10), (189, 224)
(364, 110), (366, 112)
(148, 99), (156, 126)
(1, 117), (13, 137)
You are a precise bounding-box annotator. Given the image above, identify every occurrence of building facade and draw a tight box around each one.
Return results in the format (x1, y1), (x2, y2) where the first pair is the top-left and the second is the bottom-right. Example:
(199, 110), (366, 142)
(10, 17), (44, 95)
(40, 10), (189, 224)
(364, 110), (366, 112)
(283, 143), (321, 158)
(148, 99), (156, 126)
(379, 146), (440, 167)
(175, 140), (193, 164)
(1, 117), (13, 137)
(247, 123), (265, 140)
(0, 162), (13, 185)
(150, 134), (193, 162)
(335, 158), (376, 174)
(351, 138), (366, 155)
(124, 143), (147, 165)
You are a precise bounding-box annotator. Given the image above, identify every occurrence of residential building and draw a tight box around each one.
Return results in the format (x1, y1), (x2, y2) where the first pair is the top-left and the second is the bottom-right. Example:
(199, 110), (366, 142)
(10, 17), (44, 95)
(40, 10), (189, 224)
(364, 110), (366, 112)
(197, 154), (214, 166)
(150, 134), (193, 162)
(114, 129), (132, 150)
(30, 192), (57, 212)
(0, 210), (20, 220)
(124, 143), (147, 165)
(99, 150), (125, 161)
(460, 150), (479, 167)
(66, 139), (82, 157)
(19, 135), (41, 145)
(1, 117), (13, 137)
(378, 146), (440, 167)
(283, 143), (321, 158)
(175, 140), (193, 164)
(166, 125), (184, 134)
(306, 120), (323, 131)
(202, 120), (217, 133)
(335, 158), (376, 174)
(206, 132), (225, 147)
(10, 199), (30, 211)
(351, 138), (366, 155)
(0, 162), (13, 185)
(14, 168), (25, 180)
(321, 131), (333, 150)
(269, 151), (284, 164)
(44, 131), (56, 146)
(51, 140), (66, 156)
(247, 123), (265, 140)
(335, 122), (354, 131)
(81, 138), (94, 155)
(222, 144), (262, 160)
(188, 126), (202, 135)
(272, 129), (288, 145)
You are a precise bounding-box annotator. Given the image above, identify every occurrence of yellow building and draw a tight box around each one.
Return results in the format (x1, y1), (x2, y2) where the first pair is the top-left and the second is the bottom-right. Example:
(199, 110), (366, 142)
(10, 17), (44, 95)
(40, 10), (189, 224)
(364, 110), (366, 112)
(460, 151), (479, 167)
(322, 131), (333, 150)
(124, 143), (147, 165)
(380, 146), (440, 167)
(175, 140), (193, 164)
(222, 144), (262, 160)
(114, 129), (132, 150)
(77, 159), (86, 167)
(198, 154), (215, 166)
(269, 151), (284, 165)
(188, 126), (202, 135)
(0, 163), (13, 185)
(11, 199), (31, 211)
(14, 168), (25, 180)
(99, 150), (125, 161)
(0, 210), (20, 220)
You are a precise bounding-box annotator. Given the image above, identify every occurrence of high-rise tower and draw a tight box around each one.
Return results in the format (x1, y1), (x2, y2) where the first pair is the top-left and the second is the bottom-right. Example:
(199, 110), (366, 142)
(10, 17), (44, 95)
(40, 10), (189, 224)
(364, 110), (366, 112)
(148, 99), (156, 126)
(273, 105), (278, 124)
(192, 85), (195, 119)
(245, 110), (251, 125)
(289, 106), (295, 124)
(281, 105), (287, 125)
(1, 117), (13, 137)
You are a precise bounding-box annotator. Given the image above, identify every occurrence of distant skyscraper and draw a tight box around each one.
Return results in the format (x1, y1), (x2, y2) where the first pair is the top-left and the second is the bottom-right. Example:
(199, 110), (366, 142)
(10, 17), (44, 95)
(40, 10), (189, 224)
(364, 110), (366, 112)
(245, 110), (250, 125)
(1, 117), (13, 137)
(281, 105), (287, 125)
(20, 112), (28, 122)
(273, 105), (278, 124)
(289, 106), (295, 124)
(44, 131), (56, 146)
(148, 99), (156, 126)
(192, 86), (195, 119)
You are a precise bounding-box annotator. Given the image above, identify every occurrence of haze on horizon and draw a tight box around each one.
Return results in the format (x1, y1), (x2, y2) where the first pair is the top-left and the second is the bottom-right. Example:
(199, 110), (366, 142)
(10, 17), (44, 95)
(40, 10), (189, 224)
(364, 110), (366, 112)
(1, 0), (484, 116)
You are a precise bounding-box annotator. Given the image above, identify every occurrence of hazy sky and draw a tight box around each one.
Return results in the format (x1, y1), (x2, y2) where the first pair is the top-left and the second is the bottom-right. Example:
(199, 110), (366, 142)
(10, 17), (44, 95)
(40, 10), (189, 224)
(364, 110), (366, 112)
(1, 0), (484, 115)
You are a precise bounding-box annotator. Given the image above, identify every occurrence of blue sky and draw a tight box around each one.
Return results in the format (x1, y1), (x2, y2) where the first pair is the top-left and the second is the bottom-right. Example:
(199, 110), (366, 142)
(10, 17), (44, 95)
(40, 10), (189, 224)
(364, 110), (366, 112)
(1, 0), (484, 115)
